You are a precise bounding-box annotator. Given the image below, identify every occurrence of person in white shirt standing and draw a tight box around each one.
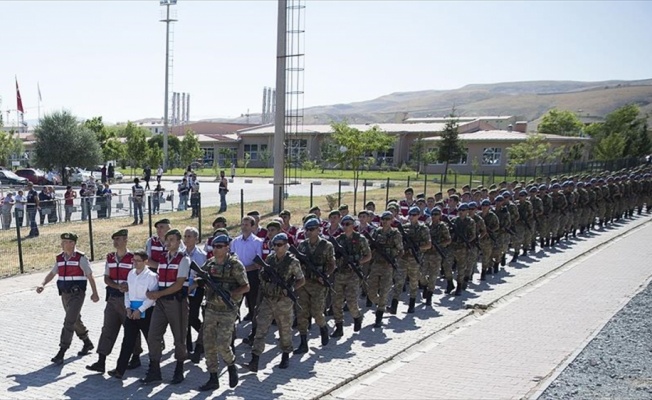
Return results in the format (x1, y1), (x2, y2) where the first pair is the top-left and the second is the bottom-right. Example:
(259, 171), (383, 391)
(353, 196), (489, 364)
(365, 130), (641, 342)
(182, 227), (207, 361)
(108, 250), (159, 379)
(14, 190), (26, 227)
(156, 166), (163, 184)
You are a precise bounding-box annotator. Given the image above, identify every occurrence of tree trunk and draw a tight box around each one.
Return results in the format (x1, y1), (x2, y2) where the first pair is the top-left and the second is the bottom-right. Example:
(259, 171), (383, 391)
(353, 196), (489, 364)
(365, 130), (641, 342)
(60, 166), (67, 186)
(443, 162), (449, 184)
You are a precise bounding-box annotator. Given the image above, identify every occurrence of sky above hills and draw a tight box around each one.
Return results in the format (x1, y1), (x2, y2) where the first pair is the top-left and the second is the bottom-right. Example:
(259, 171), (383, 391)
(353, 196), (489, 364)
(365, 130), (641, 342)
(1, 1), (651, 125)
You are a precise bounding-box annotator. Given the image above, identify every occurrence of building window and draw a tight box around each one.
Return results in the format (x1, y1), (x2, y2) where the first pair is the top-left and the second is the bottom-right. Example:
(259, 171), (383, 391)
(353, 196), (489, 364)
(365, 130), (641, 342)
(285, 139), (308, 165)
(244, 144), (259, 160)
(425, 148), (467, 165)
(377, 148), (394, 165)
(482, 147), (502, 165)
(202, 148), (214, 165)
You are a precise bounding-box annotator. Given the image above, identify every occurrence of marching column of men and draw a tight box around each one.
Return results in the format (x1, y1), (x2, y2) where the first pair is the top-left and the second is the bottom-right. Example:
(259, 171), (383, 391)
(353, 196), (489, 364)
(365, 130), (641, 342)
(35, 168), (652, 392)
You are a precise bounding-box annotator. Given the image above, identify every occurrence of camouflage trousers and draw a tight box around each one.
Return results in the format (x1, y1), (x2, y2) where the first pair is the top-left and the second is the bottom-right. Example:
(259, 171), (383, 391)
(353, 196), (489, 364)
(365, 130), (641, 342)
(557, 213), (568, 236)
(479, 238), (495, 273)
(421, 252), (443, 292)
(513, 223), (527, 251)
(499, 231), (511, 257)
(549, 213), (560, 238)
(332, 270), (361, 323)
(451, 244), (468, 286)
(598, 203), (607, 222)
(252, 296), (295, 356)
(442, 251), (455, 281)
(297, 279), (328, 334)
(466, 246), (479, 279)
(573, 209), (583, 229)
(538, 216), (550, 241)
(367, 262), (393, 309)
(392, 258), (420, 300)
(203, 306), (237, 373)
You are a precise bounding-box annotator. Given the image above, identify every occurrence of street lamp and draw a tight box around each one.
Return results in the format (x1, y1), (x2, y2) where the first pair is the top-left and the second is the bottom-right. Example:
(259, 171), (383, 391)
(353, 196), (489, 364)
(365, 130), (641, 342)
(160, 0), (177, 171)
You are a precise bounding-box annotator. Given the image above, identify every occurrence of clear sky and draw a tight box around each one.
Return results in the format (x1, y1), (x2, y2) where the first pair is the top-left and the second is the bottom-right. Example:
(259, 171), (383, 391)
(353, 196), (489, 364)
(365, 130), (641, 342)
(1, 0), (651, 125)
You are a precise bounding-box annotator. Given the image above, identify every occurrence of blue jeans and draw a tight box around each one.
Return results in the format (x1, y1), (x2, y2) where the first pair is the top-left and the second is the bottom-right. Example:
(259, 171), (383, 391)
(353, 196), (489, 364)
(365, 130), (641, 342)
(27, 207), (39, 236)
(178, 194), (188, 211)
(219, 191), (227, 212)
(133, 200), (143, 223)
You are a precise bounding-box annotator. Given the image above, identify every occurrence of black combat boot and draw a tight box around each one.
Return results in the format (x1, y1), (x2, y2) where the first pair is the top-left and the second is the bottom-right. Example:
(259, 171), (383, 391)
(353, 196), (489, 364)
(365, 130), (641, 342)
(190, 343), (204, 364)
(353, 317), (363, 332)
(170, 360), (185, 384)
(278, 352), (290, 369)
(320, 326), (329, 346)
(199, 373), (219, 391)
(480, 270), (486, 281)
(522, 249), (527, 257)
(331, 322), (343, 338)
(445, 279), (455, 294)
(228, 364), (239, 388)
(493, 262), (499, 274)
(454, 284), (463, 296)
(246, 354), (259, 373)
(295, 334), (308, 354)
(374, 310), (384, 328)
(51, 347), (67, 365)
(540, 238), (545, 248)
(86, 354), (106, 372)
(243, 327), (256, 346)
(501, 254), (506, 266)
(78, 338), (94, 356)
(511, 252), (518, 263)
(127, 355), (142, 370)
(407, 298), (416, 314)
(530, 241), (536, 251)
(366, 296), (373, 307)
(140, 361), (162, 384)
(387, 298), (399, 314)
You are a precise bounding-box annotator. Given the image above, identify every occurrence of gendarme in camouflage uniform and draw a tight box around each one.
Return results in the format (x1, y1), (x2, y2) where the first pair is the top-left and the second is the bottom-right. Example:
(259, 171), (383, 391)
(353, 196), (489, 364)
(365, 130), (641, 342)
(450, 203), (476, 296)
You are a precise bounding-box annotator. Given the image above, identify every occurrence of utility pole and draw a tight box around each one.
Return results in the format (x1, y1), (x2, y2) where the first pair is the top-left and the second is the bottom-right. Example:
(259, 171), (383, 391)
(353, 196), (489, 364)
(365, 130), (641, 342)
(160, 0), (177, 170)
(273, 0), (287, 213)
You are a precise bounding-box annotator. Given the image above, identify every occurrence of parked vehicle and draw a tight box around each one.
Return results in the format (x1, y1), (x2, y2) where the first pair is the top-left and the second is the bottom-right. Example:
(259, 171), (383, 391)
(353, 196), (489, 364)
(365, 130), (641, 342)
(15, 168), (54, 185)
(0, 170), (29, 186)
(90, 165), (123, 181)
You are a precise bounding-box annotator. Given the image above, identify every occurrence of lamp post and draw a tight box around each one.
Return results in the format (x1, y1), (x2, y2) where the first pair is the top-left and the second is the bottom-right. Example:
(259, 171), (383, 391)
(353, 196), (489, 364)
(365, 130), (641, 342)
(160, 0), (177, 171)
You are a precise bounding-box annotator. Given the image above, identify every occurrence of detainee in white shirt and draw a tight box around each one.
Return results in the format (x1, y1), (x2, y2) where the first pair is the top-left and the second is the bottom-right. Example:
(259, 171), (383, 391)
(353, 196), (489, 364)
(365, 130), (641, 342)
(108, 250), (158, 379)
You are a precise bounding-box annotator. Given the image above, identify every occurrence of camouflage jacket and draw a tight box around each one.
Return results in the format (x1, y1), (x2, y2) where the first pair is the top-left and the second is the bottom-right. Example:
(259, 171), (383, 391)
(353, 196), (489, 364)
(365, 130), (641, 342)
(202, 255), (249, 312)
(370, 227), (403, 264)
(428, 220), (451, 250)
(551, 192), (567, 213)
(297, 238), (335, 280)
(260, 252), (303, 298)
(335, 232), (371, 270)
(451, 215), (476, 246)
(541, 193), (553, 215)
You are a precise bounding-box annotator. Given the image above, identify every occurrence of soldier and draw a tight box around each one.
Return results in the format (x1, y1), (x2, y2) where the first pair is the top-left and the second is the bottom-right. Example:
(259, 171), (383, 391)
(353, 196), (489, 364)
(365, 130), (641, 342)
(331, 215), (372, 337)
(198, 235), (250, 391)
(367, 211), (403, 327)
(529, 187), (543, 251)
(141, 229), (191, 385)
(576, 182), (590, 234)
(423, 207), (451, 302)
(550, 183), (567, 246)
(502, 192), (520, 258)
(146, 218), (171, 273)
(513, 190), (533, 261)
(493, 195), (512, 271)
(295, 218), (336, 353)
(247, 233), (305, 372)
(538, 185), (553, 247)
(479, 199), (499, 280)
(450, 204), (476, 296)
(467, 202), (487, 282)
(86, 229), (142, 373)
(36, 233), (100, 364)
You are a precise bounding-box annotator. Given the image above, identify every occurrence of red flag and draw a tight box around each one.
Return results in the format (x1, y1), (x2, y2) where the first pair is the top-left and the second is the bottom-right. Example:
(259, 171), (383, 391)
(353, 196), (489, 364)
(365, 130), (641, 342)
(16, 77), (24, 113)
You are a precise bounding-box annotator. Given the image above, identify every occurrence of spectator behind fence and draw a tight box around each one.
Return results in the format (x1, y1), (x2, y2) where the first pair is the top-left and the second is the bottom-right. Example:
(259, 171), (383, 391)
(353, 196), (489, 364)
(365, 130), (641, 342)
(218, 171), (228, 213)
(102, 182), (115, 219)
(25, 183), (40, 238)
(152, 184), (165, 214)
(107, 163), (115, 184)
(64, 186), (77, 222)
(132, 178), (144, 225)
(80, 183), (92, 221)
(39, 186), (56, 226)
(14, 190), (26, 227)
(190, 176), (200, 219)
(2, 192), (15, 230)
(178, 178), (189, 211)
(156, 165), (163, 184)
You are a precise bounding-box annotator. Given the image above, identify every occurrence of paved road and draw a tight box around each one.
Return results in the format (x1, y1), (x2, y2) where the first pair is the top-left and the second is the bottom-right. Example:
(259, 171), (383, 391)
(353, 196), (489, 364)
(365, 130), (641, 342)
(0, 213), (650, 400)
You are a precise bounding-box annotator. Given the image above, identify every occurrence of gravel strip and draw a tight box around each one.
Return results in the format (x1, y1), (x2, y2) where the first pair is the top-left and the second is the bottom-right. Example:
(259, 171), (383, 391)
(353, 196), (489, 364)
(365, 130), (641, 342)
(539, 280), (652, 399)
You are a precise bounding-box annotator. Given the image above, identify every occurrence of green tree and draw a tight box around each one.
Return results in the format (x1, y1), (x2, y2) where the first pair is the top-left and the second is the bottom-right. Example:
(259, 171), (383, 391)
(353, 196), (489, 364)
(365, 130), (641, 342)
(147, 134), (181, 167)
(33, 111), (103, 184)
(593, 132), (626, 161)
(146, 146), (164, 172)
(331, 122), (394, 213)
(506, 134), (563, 175)
(243, 152), (252, 172)
(561, 143), (586, 164)
(585, 104), (650, 158)
(538, 109), (583, 136)
(259, 146), (272, 168)
(103, 138), (126, 165)
(436, 114), (466, 181)
(179, 130), (203, 168)
(124, 122), (148, 174)
(0, 131), (23, 166)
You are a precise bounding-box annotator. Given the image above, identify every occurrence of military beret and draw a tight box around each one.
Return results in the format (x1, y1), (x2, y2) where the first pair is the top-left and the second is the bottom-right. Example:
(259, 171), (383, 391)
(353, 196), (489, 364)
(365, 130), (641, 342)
(416, 193), (425, 199)
(61, 232), (78, 242)
(304, 218), (321, 229)
(577, 182), (585, 187)
(458, 203), (469, 211)
(165, 229), (181, 239)
(357, 210), (370, 217)
(431, 207), (442, 215)
(309, 206), (321, 213)
(434, 192), (443, 197)
(499, 181), (507, 185)
(111, 229), (128, 239)
(380, 211), (393, 219)
(502, 191), (512, 198)
(328, 210), (341, 218)
(408, 206), (421, 215)
(468, 201), (478, 209)
(247, 210), (260, 217)
(416, 198), (426, 204)
(212, 228), (229, 237)
(489, 189), (498, 195)
(272, 233), (289, 244)
(365, 201), (375, 207)
(518, 190), (528, 197)
(212, 216), (227, 225)
(155, 218), (171, 227)
(529, 187), (538, 193)
(211, 235), (230, 246)
(447, 187), (456, 193)
(462, 185), (471, 191)
(266, 221), (282, 230)
(551, 183), (561, 189)
(338, 204), (349, 211)
(539, 185), (547, 191)
(481, 199), (491, 207)
(404, 187), (414, 194)
(341, 215), (355, 224)
(489, 184), (497, 190)
(279, 209), (291, 217)
(449, 194), (460, 202)
(495, 195), (505, 202)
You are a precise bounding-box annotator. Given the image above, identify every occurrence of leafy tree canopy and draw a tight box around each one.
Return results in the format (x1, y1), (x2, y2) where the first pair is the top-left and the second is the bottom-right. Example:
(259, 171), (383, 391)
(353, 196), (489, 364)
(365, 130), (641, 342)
(538, 109), (583, 136)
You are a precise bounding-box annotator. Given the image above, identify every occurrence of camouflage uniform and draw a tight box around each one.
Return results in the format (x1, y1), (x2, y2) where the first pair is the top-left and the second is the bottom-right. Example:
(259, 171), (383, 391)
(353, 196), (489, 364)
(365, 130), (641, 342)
(333, 233), (371, 324)
(576, 186), (589, 230)
(480, 210), (499, 274)
(506, 200), (520, 251)
(586, 186), (598, 229)
(202, 255), (248, 373)
(515, 198), (533, 253)
(468, 213), (486, 279)
(423, 221), (451, 291)
(394, 222), (430, 301)
(550, 191), (567, 239)
(540, 191), (553, 243)
(530, 194), (544, 245)
(368, 227), (403, 309)
(495, 205), (512, 259)
(296, 239), (335, 335)
(563, 189), (576, 235)
(252, 252), (303, 356)
(450, 215), (476, 289)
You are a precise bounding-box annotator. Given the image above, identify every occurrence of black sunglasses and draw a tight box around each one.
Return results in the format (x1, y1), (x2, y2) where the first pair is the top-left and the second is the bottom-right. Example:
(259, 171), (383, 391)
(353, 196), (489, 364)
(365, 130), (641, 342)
(213, 244), (228, 249)
(341, 222), (353, 226)
(306, 227), (318, 231)
(274, 242), (287, 247)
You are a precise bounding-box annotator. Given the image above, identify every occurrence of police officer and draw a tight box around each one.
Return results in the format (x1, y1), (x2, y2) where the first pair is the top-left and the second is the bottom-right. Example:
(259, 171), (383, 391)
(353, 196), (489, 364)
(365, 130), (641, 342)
(36, 233), (100, 364)
(331, 215), (371, 337)
(367, 211), (403, 327)
(247, 233), (305, 372)
(295, 218), (336, 354)
(198, 235), (250, 391)
(146, 218), (171, 273)
(141, 229), (191, 385)
(86, 229), (142, 373)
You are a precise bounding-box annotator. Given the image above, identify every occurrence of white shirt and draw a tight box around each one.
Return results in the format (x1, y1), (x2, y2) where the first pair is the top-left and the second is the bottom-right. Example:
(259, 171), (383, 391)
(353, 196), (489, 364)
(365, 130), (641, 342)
(14, 194), (26, 210)
(124, 268), (159, 313)
(231, 233), (263, 270)
(157, 167), (163, 176)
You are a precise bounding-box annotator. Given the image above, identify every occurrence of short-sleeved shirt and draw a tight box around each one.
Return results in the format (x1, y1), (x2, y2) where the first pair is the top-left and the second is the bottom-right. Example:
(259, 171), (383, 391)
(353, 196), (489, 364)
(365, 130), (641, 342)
(163, 251), (191, 280)
(231, 234), (263, 269)
(51, 252), (92, 275)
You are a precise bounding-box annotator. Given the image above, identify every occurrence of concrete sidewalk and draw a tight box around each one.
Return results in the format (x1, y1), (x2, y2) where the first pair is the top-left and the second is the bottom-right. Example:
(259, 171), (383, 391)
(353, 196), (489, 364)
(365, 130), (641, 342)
(0, 214), (650, 400)
(328, 220), (652, 400)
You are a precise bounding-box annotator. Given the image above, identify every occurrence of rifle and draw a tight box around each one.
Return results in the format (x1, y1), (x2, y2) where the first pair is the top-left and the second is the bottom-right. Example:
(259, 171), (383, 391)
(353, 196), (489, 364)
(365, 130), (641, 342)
(328, 236), (368, 285)
(362, 231), (399, 270)
(396, 224), (424, 265)
(519, 209), (532, 231)
(189, 261), (236, 310)
(487, 231), (498, 245)
(288, 245), (335, 292)
(253, 255), (299, 305)
(451, 219), (472, 250)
